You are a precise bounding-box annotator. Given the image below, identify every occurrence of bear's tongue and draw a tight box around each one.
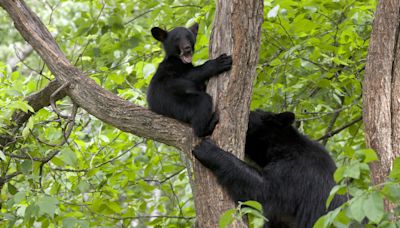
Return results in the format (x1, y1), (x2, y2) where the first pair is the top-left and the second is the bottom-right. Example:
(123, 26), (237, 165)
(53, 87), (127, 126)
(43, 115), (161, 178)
(180, 53), (192, 64)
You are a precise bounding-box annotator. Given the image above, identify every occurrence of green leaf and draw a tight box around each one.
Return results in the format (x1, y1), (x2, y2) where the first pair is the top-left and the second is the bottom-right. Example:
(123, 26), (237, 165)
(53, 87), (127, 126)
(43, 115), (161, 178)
(270, 58), (282, 66)
(7, 183), (17, 195)
(326, 185), (345, 208)
(62, 217), (77, 228)
(362, 149), (378, 163)
(345, 162), (361, 179)
(37, 196), (59, 218)
(240, 200), (263, 211)
(109, 73), (124, 85)
(389, 157), (400, 180)
(106, 201), (122, 213)
(13, 191), (26, 204)
(22, 117), (34, 139)
(267, 5), (280, 18)
(313, 215), (327, 228)
(143, 63), (155, 78)
(317, 79), (331, 88)
(25, 203), (39, 220)
(21, 160), (32, 174)
(363, 192), (384, 223)
(219, 208), (236, 228)
(349, 195), (365, 222)
(381, 183), (400, 202)
(0, 150), (6, 160)
(77, 181), (90, 193)
(334, 166), (345, 182)
(59, 148), (77, 166)
(9, 100), (34, 113)
(248, 214), (266, 228)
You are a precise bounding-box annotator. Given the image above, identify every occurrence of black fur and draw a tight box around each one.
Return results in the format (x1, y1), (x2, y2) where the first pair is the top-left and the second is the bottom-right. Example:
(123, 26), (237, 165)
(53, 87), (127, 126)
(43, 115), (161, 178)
(192, 110), (346, 228)
(147, 23), (232, 137)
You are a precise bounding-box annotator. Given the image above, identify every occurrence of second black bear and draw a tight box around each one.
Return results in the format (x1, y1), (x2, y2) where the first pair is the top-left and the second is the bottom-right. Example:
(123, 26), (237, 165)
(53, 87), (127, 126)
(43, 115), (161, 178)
(147, 23), (232, 137)
(193, 110), (346, 228)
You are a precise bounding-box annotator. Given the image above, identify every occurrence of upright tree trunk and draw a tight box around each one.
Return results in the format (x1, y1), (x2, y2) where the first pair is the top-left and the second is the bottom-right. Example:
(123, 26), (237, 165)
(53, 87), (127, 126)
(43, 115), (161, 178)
(363, 0), (400, 212)
(191, 0), (263, 227)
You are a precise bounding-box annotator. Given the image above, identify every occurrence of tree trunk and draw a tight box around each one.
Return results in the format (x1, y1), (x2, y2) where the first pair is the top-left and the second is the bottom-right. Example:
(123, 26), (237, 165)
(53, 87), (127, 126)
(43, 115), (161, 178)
(363, 0), (400, 212)
(191, 0), (263, 227)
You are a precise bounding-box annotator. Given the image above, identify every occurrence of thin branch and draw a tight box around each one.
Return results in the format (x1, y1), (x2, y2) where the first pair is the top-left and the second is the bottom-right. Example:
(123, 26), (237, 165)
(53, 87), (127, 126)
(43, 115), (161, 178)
(50, 82), (71, 119)
(50, 140), (144, 173)
(322, 96), (345, 145)
(322, 110), (340, 145)
(7, 44), (34, 71)
(143, 168), (185, 185)
(4, 149), (60, 163)
(106, 214), (195, 221)
(0, 171), (23, 192)
(124, 5), (202, 26)
(74, 1), (105, 66)
(30, 102), (77, 147)
(318, 116), (363, 141)
(3, 171), (22, 182)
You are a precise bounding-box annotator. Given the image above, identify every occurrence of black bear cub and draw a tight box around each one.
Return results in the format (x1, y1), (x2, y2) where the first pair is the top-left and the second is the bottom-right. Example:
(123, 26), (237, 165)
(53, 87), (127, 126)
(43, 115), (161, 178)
(193, 110), (346, 228)
(147, 23), (232, 137)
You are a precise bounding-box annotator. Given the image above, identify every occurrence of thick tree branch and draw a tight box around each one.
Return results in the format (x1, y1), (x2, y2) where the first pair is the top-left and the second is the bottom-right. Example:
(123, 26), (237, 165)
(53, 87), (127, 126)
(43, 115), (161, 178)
(0, 0), (193, 152)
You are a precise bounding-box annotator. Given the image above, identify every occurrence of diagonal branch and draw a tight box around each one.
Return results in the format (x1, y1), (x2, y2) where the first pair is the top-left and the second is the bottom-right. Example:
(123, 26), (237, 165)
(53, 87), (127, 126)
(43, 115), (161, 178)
(318, 116), (363, 141)
(7, 44), (34, 72)
(0, 0), (194, 152)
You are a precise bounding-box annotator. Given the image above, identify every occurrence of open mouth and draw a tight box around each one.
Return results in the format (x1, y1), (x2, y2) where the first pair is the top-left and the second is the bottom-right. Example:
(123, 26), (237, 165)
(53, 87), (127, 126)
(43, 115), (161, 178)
(180, 52), (193, 64)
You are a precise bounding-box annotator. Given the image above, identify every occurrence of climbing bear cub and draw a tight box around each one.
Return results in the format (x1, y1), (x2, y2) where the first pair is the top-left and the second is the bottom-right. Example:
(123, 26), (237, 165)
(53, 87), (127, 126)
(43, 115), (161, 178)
(147, 23), (232, 137)
(193, 110), (346, 228)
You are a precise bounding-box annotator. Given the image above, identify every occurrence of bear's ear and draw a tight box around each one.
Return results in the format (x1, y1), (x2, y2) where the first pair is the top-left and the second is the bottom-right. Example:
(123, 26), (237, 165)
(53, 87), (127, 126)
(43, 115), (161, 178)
(276, 112), (295, 125)
(189, 23), (199, 38)
(151, 27), (168, 42)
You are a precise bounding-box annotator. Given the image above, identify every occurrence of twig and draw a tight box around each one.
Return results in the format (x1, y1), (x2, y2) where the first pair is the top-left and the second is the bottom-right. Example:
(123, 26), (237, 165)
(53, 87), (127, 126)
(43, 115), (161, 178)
(32, 102), (78, 147)
(74, 1), (105, 66)
(322, 110), (340, 145)
(106, 214), (195, 221)
(318, 116), (362, 141)
(7, 44), (34, 72)
(143, 168), (185, 185)
(39, 150), (61, 192)
(322, 96), (344, 145)
(50, 81), (70, 119)
(2, 171), (22, 182)
(51, 140), (144, 173)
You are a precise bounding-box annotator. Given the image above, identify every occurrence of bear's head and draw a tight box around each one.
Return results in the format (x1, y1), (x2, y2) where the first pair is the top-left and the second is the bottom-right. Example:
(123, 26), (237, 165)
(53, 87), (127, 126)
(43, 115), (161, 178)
(245, 110), (296, 167)
(151, 23), (199, 64)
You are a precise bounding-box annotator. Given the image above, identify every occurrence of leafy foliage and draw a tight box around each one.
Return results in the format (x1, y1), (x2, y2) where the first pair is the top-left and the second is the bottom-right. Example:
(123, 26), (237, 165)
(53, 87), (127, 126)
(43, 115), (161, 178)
(1, 0), (399, 227)
(219, 201), (266, 228)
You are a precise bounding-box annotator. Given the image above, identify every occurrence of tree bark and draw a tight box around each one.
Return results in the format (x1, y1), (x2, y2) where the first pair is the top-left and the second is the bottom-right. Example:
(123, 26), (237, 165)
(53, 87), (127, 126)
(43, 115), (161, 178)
(191, 0), (263, 227)
(363, 0), (400, 212)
